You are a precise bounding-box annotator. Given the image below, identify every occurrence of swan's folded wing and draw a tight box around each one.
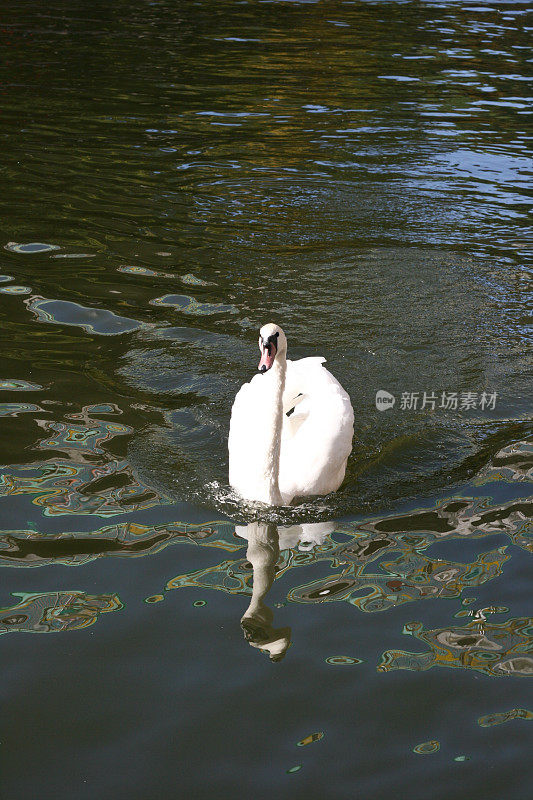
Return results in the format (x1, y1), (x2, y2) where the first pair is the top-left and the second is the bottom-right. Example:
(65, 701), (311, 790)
(280, 358), (354, 500)
(282, 357), (326, 414)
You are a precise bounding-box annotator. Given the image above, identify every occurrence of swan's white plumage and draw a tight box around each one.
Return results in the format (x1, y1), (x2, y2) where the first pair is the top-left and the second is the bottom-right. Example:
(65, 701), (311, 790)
(229, 349), (354, 505)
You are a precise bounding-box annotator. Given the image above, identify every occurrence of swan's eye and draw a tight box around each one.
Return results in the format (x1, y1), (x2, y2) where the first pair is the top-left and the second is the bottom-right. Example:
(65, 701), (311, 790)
(265, 332), (279, 349)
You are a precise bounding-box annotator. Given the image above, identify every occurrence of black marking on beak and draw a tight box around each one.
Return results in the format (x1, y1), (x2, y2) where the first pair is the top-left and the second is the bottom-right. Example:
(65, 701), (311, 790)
(258, 331), (280, 373)
(260, 331), (279, 350)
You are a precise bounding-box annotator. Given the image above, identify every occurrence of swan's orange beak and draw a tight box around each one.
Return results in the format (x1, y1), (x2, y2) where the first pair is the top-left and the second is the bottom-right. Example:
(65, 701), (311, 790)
(258, 341), (276, 373)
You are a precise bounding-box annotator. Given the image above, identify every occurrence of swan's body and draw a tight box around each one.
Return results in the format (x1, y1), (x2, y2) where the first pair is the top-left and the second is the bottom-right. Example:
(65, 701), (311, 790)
(229, 324), (354, 505)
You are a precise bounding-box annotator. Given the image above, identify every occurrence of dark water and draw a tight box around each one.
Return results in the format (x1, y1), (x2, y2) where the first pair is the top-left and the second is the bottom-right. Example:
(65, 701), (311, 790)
(1, 1), (532, 798)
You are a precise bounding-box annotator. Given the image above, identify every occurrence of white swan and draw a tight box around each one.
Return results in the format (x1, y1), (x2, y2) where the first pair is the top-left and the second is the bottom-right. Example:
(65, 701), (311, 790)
(229, 323), (354, 505)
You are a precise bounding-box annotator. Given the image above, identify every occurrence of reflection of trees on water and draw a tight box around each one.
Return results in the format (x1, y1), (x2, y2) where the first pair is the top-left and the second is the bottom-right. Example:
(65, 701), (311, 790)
(159, 480), (530, 671)
(288, 545), (509, 611)
(0, 591), (122, 635)
(0, 522), (238, 568)
(379, 616), (533, 678)
(0, 438), (530, 673)
(478, 708), (533, 727)
(0, 404), (162, 516)
(474, 439), (533, 484)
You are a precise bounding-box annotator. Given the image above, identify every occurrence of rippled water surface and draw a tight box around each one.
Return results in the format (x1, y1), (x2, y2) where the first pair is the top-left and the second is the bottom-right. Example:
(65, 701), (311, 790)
(1, 1), (531, 798)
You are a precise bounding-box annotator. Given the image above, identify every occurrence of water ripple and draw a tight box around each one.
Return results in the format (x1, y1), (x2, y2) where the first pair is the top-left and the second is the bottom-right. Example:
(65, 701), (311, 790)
(0, 590), (122, 634)
(149, 294), (237, 315)
(27, 297), (143, 335)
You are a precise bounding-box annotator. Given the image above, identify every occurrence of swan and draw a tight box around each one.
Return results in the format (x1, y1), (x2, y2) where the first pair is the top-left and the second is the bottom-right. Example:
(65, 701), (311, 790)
(229, 323), (354, 505)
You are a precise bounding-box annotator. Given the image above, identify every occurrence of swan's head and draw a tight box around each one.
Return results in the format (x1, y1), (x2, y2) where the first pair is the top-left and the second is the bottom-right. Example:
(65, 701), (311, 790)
(258, 323), (287, 373)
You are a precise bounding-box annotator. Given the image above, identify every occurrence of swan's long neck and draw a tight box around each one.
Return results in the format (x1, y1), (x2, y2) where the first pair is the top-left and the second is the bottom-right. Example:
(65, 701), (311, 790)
(242, 522), (279, 619)
(260, 355), (286, 505)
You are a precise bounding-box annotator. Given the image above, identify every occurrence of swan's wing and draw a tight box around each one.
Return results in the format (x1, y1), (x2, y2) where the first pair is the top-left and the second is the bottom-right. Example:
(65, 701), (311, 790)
(280, 358), (354, 500)
(282, 358), (326, 437)
(283, 357), (325, 412)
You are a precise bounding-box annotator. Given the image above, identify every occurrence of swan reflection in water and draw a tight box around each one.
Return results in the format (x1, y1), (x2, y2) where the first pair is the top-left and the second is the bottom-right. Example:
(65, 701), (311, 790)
(235, 520), (335, 661)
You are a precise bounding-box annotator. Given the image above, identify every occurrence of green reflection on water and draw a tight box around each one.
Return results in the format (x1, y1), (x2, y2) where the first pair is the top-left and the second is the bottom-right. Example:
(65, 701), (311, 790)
(0, 432), (530, 676)
(413, 740), (440, 754)
(0, 403), (42, 417)
(118, 265), (164, 277)
(288, 546), (509, 613)
(149, 294), (237, 315)
(478, 709), (533, 727)
(0, 405), (162, 517)
(0, 487), (529, 675)
(0, 590), (122, 634)
(0, 521), (242, 568)
(0, 286), (32, 295)
(379, 616), (533, 677)
(0, 380), (42, 391)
